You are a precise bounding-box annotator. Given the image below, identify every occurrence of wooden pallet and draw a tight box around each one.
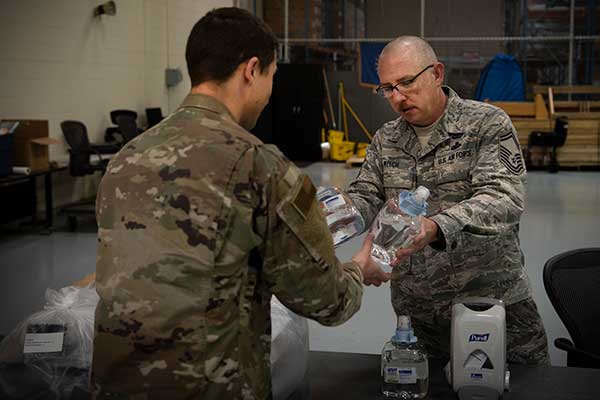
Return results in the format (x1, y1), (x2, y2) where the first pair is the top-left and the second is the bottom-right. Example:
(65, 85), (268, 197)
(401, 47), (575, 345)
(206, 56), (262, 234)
(514, 118), (600, 166)
(490, 94), (548, 120)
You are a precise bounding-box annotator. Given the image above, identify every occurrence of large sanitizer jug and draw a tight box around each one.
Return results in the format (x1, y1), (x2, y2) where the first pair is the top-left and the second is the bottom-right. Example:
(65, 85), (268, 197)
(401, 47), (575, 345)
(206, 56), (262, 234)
(381, 315), (429, 399)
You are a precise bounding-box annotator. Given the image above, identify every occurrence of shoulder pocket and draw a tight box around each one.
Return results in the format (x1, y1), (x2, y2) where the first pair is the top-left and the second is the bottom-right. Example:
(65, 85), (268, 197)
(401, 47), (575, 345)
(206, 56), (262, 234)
(276, 174), (337, 268)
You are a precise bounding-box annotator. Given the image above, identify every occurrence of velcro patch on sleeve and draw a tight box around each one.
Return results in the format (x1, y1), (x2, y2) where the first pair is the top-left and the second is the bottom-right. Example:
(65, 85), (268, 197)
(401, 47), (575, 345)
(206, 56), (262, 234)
(499, 131), (525, 176)
(283, 166), (300, 187)
(291, 175), (316, 220)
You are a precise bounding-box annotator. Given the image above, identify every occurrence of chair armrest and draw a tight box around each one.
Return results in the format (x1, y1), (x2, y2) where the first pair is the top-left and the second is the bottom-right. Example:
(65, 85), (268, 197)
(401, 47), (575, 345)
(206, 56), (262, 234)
(91, 143), (120, 155)
(554, 337), (575, 352)
(91, 147), (103, 161)
(554, 337), (600, 362)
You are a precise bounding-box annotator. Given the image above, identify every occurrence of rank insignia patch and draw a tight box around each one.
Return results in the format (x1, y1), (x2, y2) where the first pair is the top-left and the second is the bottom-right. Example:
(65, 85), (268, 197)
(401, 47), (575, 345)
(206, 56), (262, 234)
(499, 131), (525, 175)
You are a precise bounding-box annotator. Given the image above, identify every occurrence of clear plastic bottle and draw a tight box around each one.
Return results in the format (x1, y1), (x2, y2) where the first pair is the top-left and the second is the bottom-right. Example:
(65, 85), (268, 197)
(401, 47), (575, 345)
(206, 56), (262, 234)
(370, 186), (430, 268)
(317, 186), (365, 247)
(381, 315), (429, 399)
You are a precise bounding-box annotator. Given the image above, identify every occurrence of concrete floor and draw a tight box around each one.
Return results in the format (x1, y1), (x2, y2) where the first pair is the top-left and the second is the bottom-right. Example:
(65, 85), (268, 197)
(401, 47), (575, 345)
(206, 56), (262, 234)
(1, 164), (599, 367)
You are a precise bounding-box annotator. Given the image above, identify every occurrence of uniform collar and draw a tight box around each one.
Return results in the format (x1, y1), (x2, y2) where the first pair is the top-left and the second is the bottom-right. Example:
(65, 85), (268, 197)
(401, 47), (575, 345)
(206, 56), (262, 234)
(439, 86), (466, 136)
(397, 86), (462, 158)
(178, 92), (264, 146)
(179, 93), (237, 123)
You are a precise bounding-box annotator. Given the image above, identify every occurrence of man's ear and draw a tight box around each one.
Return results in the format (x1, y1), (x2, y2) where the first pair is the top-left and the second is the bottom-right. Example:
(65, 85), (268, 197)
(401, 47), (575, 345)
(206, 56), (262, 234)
(243, 56), (260, 83)
(433, 62), (445, 86)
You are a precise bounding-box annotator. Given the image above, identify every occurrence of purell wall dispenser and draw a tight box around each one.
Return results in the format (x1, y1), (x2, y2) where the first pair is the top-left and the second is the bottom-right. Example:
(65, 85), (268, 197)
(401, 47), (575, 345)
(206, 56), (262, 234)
(449, 297), (510, 400)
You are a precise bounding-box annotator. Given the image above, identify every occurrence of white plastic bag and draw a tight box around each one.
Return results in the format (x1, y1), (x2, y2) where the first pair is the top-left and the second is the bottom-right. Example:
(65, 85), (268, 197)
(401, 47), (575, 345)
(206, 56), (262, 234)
(0, 286), (308, 399)
(0, 285), (99, 399)
(270, 296), (309, 400)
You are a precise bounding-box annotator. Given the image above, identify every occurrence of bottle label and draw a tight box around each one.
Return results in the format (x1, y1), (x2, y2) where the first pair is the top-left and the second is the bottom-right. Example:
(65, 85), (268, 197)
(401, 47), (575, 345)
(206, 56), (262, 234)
(23, 332), (64, 353)
(384, 366), (417, 384)
(321, 194), (346, 211)
(332, 223), (358, 246)
(316, 187), (339, 201)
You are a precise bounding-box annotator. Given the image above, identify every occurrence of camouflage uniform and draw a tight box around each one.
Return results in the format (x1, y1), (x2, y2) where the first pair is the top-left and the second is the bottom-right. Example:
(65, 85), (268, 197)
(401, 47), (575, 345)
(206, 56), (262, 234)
(347, 86), (548, 364)
(92, 93), (364, 399)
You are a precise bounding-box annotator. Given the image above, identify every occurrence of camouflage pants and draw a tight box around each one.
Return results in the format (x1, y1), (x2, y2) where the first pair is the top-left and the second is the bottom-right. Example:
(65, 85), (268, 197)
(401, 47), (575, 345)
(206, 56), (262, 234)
(391, 296), (550, 365)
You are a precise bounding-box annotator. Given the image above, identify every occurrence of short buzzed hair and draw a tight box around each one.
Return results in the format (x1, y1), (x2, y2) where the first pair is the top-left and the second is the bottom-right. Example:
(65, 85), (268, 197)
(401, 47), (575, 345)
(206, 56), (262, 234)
(185, 7), (278, 86)
(379, 36), (438, 68)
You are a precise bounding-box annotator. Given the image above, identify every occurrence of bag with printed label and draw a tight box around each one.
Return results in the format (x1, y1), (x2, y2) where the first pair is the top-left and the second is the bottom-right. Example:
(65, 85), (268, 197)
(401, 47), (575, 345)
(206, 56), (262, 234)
(0, 285), (99, 399)
(317, 186), (365, 247)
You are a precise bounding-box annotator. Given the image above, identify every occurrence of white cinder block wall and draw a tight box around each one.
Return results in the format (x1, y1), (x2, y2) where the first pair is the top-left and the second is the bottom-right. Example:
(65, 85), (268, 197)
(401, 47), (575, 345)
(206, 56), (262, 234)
(0, 0), (233, 205)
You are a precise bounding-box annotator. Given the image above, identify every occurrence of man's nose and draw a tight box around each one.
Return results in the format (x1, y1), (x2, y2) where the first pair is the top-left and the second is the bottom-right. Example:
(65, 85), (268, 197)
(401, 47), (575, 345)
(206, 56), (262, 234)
(391, 88), (408, 101)
(390, 89), (408, 103)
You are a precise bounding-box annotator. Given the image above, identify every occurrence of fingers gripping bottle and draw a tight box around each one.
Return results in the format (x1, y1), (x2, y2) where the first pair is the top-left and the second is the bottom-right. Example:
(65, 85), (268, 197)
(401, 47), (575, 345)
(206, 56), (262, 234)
(381, 315), (429, 399)
(317, 187), (365, 247)
(370, 186), (430, 268)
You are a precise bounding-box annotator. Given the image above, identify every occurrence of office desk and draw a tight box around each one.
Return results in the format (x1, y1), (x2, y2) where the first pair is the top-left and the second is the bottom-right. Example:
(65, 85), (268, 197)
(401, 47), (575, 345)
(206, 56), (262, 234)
(0, 166), (66, 230)
(308, 351), (600, 399)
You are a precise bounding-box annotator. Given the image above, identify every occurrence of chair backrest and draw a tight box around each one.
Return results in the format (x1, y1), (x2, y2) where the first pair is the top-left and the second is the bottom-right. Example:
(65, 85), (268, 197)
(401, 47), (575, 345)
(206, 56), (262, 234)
(61, 120), (91, 152)
(145, 107), (164, 129)
(554, 117), (569, 146)
(110, 109), (137, 125)
(61, 120), (103, 177)
(543, 248), (600, 367)
(115, 114), (139, 142)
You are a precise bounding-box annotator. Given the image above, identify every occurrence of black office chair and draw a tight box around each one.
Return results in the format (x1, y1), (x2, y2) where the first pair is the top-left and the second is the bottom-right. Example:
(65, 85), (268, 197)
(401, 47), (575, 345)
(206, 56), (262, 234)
(61, 120), (119, 158)
(60, 121), (111, 231)
(115, 114), (140, 143)
(526, 117), (568, 173)
(543, 248), (600, 368)
(105, 109), (140, 144)
(145, 107), (164, 129)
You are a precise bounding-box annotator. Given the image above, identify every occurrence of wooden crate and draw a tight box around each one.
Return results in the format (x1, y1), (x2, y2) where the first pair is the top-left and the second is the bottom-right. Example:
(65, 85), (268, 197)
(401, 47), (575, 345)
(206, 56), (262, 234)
(512, 118), (552, 146)
(558, 120), (599, 166)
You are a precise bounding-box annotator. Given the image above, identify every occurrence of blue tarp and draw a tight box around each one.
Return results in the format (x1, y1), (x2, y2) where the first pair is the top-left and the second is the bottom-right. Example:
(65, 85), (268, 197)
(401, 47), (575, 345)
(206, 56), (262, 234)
(359, 43), (386, 86)
(475, 54), (525, 101)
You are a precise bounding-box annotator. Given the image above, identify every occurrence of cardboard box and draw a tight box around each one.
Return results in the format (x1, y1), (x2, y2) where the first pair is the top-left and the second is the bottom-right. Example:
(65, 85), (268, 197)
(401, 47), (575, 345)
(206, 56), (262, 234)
(9, 120), (60, 171)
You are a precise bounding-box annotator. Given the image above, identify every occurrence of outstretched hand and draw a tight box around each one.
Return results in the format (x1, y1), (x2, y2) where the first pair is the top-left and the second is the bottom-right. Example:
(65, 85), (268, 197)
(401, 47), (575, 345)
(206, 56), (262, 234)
(391, 217), (439, 266)
(352, 232), (392, 286)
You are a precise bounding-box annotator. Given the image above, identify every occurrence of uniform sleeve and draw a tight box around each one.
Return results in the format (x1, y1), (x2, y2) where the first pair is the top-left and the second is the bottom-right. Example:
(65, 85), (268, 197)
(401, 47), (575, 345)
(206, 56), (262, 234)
(255, 146), (363, 327)
(430, 108), (526, 250)
(345, 132), (387, 228)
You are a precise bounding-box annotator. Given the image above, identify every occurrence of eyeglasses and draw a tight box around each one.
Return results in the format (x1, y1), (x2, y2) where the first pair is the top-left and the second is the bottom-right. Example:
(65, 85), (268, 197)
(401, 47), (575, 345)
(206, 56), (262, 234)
(375, 64), (434, 98)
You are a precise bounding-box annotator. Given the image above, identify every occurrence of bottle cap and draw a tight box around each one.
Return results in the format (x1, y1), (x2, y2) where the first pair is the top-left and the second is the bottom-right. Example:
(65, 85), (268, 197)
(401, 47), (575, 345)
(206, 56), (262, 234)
(413, 186), (430, 202)
(392, 315), (418, 343)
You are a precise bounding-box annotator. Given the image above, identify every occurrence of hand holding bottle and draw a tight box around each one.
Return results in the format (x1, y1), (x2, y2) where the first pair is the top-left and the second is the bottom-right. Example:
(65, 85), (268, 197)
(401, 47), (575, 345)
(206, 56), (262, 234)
(390, 217), (440, 266)
(371, 186), (430, 269)
(351, 233), (391, 287)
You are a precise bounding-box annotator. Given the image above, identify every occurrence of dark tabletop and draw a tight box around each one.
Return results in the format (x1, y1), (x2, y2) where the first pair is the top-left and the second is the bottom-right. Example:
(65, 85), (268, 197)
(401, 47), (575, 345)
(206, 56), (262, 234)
(307, 351), (600, 400)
